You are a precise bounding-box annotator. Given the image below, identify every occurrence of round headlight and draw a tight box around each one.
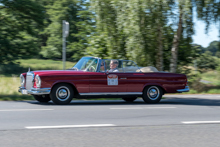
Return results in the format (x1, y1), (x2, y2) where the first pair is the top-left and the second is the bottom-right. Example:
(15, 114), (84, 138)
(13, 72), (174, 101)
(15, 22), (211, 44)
(20, 74), (25, 87)
(35, 75), (41, 88)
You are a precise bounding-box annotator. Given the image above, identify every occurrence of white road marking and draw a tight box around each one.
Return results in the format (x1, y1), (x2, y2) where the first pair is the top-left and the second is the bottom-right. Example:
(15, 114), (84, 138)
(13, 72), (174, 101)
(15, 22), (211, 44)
(110, 107), (176, 110)
(111, 107), (142, 110)
(182, 121), (220, 124)
(25, 124), (116, 129)
(0, 109), (53, 112)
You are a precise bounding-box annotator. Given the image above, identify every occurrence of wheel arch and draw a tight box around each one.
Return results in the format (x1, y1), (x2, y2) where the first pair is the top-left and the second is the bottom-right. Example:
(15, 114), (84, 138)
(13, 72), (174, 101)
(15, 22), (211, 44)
(142, 84), (166, 95)
(51, 82), (79, 97)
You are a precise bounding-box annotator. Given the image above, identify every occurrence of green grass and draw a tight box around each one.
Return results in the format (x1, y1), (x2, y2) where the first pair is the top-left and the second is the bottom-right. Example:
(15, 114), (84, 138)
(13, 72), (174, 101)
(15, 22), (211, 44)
(200, 71), (220, 86)
(0, 95), (33, 101)
(186, 70), (220, 94)
(0, 76), (33, 100)
(205, 89), (220, 94)
(17, 59), (75, 71)
(0, 76), (20, 95)
(0, 58), (76, 77)
(0, 58), (75, 100)
(184, 89), (198, 94)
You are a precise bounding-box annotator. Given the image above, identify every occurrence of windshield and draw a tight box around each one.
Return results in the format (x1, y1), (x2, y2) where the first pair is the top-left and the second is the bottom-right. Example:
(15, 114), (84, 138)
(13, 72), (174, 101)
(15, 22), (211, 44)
(73, 57), (98, 72)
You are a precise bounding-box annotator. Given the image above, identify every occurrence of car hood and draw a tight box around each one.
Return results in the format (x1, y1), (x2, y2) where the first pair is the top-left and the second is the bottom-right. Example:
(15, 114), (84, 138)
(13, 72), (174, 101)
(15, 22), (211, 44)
(24, 70), (91, 76)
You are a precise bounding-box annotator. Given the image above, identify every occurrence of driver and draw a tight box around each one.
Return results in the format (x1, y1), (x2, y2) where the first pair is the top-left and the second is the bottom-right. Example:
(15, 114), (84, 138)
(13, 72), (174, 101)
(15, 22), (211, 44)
(109, 60), (119, 72)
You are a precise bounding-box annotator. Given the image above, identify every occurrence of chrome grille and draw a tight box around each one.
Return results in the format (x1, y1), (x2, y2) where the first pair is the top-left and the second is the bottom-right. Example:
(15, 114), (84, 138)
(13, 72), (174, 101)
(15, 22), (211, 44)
(26, 72), (34, 90)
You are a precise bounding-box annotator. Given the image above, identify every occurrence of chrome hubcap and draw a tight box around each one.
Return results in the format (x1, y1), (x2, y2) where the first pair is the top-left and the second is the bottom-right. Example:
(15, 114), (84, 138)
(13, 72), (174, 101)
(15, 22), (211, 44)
(147, 86), (160, 100)
(56, 86), (70, 101)
(149, 89), (157, 97)
(58, 89), (67, 98)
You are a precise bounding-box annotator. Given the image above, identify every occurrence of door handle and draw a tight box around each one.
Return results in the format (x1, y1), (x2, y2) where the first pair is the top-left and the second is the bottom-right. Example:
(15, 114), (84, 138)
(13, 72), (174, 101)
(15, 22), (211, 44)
(120, 78), (127, 79)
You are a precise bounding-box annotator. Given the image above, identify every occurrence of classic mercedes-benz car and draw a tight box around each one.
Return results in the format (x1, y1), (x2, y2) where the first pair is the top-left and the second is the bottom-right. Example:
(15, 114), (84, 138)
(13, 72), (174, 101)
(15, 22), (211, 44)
(19, 56), (189, 105)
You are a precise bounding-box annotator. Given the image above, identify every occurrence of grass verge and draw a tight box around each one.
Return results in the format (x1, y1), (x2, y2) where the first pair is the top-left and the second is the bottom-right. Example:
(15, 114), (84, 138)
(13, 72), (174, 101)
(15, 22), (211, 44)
(0, 58), (75, 77)
(0, 76), (34, 101)
(200, 71), (220, 86)
(0, 95), (33, 101)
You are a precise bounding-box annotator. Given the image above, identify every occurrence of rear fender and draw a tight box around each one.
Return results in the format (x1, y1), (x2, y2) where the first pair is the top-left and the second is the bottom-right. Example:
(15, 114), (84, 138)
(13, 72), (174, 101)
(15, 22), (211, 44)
(142, 83), (166, 94)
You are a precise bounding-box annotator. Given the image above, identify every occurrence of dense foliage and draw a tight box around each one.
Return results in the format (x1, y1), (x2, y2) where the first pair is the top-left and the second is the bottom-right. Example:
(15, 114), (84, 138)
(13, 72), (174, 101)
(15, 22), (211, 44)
(0, 0), (45, 63)
(40, 0), (94, 61)
(0, 0), (220, 72)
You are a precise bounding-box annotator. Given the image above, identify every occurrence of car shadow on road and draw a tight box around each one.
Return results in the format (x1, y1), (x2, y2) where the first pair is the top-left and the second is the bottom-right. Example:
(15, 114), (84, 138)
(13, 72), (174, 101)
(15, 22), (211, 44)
(25, 96), (220, 106)
(160, 97), (220, 106)
(27, 99), (147, 106)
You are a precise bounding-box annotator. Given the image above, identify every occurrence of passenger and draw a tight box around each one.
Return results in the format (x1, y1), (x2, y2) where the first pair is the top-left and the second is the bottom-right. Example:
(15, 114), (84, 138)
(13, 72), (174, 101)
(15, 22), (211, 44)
(109, 60), (119, 72)
(100, 61), (105, 72)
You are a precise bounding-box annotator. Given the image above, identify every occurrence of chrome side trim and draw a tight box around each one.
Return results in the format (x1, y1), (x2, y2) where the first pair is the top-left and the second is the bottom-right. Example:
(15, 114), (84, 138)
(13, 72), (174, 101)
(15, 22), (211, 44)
(79, 92), (142, 96)
(177, 86), (190, 93)
(19, 87), (51, 95)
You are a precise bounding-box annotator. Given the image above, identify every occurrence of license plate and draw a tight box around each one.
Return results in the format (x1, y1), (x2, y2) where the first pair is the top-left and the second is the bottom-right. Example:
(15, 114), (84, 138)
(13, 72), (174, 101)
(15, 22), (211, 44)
(22, 89), (28, 95)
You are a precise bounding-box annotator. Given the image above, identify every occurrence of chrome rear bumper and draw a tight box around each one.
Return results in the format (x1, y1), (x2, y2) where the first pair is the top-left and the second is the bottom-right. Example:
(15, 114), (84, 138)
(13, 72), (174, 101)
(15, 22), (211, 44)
(177, 86), (190, 93)
(18, 87), (51, 95)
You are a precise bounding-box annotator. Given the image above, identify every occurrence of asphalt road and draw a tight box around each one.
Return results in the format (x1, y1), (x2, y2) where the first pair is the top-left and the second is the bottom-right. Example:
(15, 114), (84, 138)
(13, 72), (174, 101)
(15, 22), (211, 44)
(1, 94), (220, 147)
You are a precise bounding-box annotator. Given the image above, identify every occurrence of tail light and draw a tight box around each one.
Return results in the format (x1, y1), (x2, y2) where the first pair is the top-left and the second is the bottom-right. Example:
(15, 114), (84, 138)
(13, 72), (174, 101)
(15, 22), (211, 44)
(185, 81), (188, 86)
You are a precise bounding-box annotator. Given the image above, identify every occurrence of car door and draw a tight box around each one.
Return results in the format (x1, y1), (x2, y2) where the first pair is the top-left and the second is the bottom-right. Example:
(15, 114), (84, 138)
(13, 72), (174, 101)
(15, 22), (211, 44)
(126, 73), (146, 92)
(122, 60), (144, 92)
(89, 71), (127, 93)
(89, 59), (127, 93)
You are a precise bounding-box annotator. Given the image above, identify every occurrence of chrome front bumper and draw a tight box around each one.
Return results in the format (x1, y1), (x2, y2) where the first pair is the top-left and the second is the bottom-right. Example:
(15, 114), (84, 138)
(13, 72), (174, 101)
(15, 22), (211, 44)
(18, 87), (51, 95)
(177, 86), (190, 93)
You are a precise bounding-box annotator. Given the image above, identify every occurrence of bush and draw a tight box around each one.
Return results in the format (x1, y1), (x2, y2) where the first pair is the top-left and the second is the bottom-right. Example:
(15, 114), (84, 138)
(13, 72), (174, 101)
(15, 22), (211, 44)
(178, 66), (206, 92)
(196, 51), (218, 71)
(0, 62), (27, 76)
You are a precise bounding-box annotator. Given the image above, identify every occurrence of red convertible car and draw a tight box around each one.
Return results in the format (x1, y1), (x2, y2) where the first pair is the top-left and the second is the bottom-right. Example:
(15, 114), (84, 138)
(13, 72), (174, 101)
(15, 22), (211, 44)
(19, 56), (189, 105)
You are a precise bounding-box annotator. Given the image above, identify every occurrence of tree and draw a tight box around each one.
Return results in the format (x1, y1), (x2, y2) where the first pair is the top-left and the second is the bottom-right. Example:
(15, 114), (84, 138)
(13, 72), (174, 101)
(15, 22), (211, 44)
(86, 33), (109, 59)
(90, 0), (174, 68)
(150, 0), (174, 71)
(0, 0), (45, 64)
(206, 41), (219, 56)
(89, 0), (217, 72)
(196, 0), (220, 54)
(89, 0), (128, 60)
(196, 51), (217, 70)
(169, 0), (194, 73)
(40, 0), (94, 61)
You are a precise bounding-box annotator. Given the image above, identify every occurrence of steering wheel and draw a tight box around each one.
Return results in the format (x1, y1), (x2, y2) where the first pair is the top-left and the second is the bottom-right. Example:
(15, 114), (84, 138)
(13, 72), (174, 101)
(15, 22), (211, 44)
(89, 66), (96, 72)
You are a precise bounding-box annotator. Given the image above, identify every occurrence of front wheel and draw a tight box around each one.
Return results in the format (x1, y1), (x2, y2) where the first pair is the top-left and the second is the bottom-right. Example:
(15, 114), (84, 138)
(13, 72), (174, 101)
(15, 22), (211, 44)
(50, 84), (74, 105)
(33, 95), (51, 103)
(142, 86), (162, 104)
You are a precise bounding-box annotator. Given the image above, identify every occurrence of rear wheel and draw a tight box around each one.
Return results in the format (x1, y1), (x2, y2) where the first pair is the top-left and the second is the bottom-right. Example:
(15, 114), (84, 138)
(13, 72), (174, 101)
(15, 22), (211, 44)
(142, 86), (162, 104)
(50, 83), (74, 105)
(33, 95), (51, 103)
(122, 97), (137, 102)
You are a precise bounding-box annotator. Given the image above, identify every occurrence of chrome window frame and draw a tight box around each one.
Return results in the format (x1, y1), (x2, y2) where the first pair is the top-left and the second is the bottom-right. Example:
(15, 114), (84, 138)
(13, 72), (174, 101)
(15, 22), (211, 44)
(72, 56), (101, 72)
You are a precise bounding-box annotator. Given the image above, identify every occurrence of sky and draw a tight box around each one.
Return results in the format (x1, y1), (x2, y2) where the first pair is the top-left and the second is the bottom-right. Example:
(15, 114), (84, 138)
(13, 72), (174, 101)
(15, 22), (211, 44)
(193, 19), (219, 48)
